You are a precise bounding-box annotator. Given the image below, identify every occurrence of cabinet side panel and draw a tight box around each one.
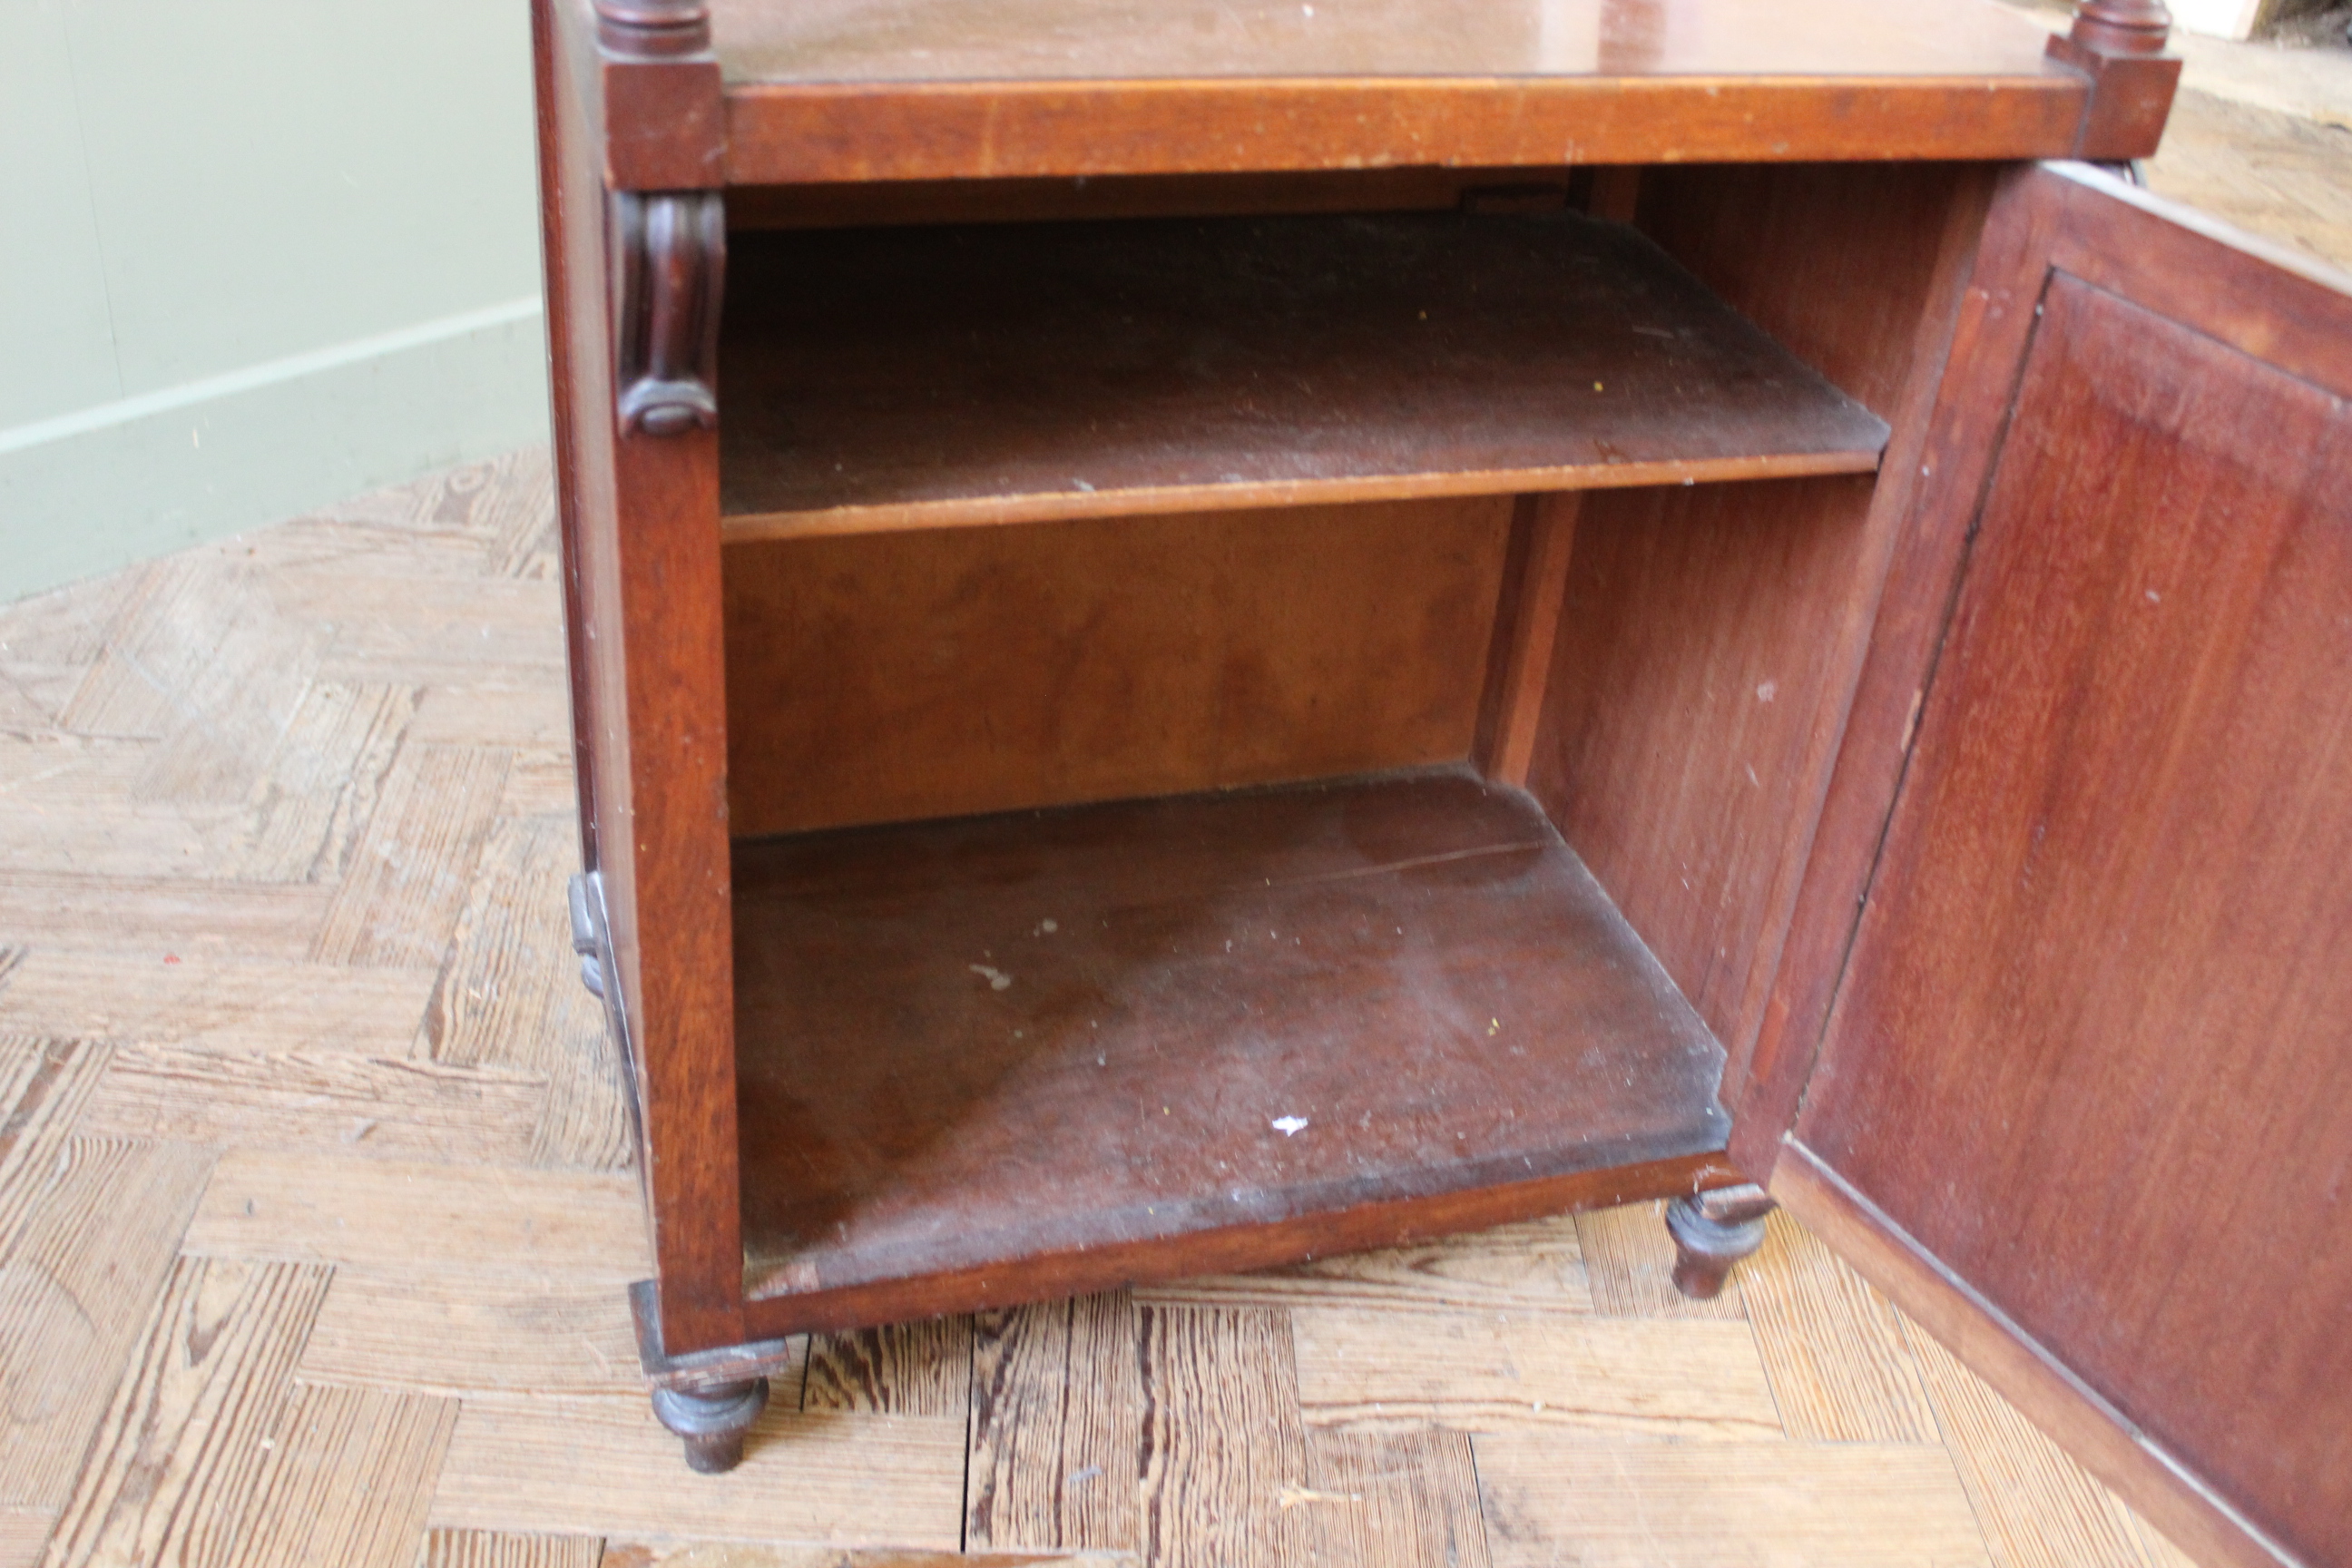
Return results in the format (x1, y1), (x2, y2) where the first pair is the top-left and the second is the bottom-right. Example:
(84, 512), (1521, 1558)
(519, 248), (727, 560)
(1525, 163), (1989, 1101)
(544, 0), (744, 1351)
(1795, 259), (2352, 1568)
(534, 0), (597, 863)
(723, 498), (1512, 837)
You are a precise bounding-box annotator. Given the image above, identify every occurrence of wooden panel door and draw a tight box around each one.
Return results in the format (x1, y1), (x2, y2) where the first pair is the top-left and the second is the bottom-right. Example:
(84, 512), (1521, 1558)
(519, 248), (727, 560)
(1741, 163), (2352, 1568)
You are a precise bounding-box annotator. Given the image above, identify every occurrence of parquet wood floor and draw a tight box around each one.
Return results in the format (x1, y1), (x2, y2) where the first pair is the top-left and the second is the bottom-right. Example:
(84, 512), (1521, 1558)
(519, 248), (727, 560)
(0, 448), (2210, 1568)
(44, 81), (2352, 1545)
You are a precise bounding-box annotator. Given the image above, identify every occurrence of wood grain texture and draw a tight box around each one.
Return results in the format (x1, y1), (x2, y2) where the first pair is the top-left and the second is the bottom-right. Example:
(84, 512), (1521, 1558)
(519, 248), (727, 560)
(802, 1318), (971, 1416)
(1532, 162), (1987, 1110)
(0, 1514), (47, 1568)
(1299, 1428), (1491, 1568)
(966, 1292), (1143, 1554)
(1739, 1209), (1936, 1444)
(1290, 1308), (1779, 1438)
(420, 814), (632, 1171)
(1473, 1436), (1987, 1568)
(718, 214), (1885, 537)
(1138, 1214), (1592, 1317)
(219, 1379), (457, 1568)
(58, 556), (328, 791)
(0, 1139), (216, 1509)
(1472, 496), (1579, 789)
(1768, 1145), (2290, 1568)
(732, 769), (1727, 1328)
(310, 745), (512, 968)
(428, 1393), (966, 1547)
(1728, 162), (2068, 1178)
(38, 1257), (333, 1568)
(1904, 1311), (2158, 1568)
(0, 1035), (112, 1250)
(0, 876), (329, 961)
(79, 1045), (545, 1163)
(420, 1531), (604, 1568)
(1136, 1306), (1309, 1568)
(2144, 89), (2352, 274)
(0, 954), (436, 1057)
(722, 500), (1512, 836)
(729, 165), (1554, 231)
(302, 573), (567, 689)
(713, 0), (2092, 189)
(298, 1265), (666, 1398)
(183, 1149), (649, 1281)
(219, 681), (419, 885)
(1573, 1200), (1742, 1319)
(605, 1547), (1126, 1568)
(544, 0), (744, 1354)
(1795, 180), (2352, 1568)
(710, 0), (2075, 85)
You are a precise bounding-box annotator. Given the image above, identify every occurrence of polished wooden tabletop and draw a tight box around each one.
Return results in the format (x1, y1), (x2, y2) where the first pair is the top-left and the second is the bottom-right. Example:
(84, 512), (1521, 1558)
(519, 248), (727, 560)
(711, 0), (2067, 85)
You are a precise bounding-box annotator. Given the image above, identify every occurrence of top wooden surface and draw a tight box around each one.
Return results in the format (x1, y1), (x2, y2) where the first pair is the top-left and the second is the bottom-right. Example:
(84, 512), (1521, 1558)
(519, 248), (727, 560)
(711, 0), (2064, 85)
(691, 0), (2099, 182)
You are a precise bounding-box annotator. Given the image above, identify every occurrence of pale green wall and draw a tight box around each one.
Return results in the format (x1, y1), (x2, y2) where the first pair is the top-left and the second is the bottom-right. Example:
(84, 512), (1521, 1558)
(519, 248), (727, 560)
(0, 0), (552, 602)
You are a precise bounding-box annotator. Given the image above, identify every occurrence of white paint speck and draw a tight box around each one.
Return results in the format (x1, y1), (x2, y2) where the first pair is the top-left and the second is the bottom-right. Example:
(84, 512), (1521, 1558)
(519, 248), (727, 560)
(1755, 680), (1778, 703)
(970, 963), (1014, 991)
(1273, 1115), (1309, 1136)
(1041, 917), (1058, 932)
(2146, 589), (2161, 603)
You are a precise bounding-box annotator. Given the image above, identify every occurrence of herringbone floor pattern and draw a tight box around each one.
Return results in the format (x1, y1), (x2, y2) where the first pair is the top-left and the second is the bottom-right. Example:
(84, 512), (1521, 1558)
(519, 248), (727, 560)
(0, 450), (2204, 1568)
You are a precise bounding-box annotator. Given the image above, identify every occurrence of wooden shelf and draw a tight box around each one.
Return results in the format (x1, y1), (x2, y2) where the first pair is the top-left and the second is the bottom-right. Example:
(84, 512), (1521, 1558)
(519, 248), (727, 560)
(718, 211), (1892, 540)
(730, 767), (1730, 1333)
(709, 0), (2088, 182)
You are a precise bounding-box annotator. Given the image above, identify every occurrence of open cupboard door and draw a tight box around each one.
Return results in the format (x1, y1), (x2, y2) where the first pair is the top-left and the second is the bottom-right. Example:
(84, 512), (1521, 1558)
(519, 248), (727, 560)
(1735, 162), (2352, 1568)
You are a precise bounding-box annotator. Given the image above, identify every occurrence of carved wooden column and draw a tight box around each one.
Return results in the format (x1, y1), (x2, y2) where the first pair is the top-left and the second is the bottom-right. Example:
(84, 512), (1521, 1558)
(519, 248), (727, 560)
(2068, 0), (2174, 54)
(2049, 0), (2181, 162)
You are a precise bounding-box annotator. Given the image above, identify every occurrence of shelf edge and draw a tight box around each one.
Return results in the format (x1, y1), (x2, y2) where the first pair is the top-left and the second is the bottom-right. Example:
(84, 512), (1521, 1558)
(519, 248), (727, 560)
(719, 448), (1886, 544)
(738, 1143), (1743, 1339)
(720, 74), (2090, 187)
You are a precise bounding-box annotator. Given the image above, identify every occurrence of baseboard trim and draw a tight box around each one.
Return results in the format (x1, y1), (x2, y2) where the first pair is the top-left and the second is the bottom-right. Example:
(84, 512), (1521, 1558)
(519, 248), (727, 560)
(0, 299), (550, 602)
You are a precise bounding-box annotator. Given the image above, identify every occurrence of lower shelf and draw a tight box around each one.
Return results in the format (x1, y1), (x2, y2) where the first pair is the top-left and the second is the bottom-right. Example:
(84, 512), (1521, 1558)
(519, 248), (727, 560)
(730, 765), (1730, 1331)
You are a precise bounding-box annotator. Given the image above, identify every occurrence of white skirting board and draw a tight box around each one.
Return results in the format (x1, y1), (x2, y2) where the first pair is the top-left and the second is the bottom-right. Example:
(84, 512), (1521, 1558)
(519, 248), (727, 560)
(0, 301), (551, 603)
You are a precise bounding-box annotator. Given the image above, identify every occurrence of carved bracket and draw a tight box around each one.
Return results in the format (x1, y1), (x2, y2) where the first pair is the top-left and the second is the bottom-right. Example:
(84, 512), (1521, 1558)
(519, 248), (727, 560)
(609, 190), (726, 437)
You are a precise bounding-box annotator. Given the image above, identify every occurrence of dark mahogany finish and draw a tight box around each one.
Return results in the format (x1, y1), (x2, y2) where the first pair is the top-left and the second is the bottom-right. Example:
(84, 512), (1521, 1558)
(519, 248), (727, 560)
(728, 768), (1733, 1337)
(1749, 165), (2352, 1568)
(535, 0), (2352, 1524)
(718, 211), (1887, 535)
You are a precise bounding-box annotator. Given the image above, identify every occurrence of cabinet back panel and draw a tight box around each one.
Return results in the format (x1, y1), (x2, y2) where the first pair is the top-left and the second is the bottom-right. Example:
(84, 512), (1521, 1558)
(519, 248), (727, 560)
(723, 496), (1512, 836)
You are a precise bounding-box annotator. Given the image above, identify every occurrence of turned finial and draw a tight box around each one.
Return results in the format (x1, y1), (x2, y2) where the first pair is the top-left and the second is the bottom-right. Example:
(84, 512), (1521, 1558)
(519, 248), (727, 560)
(595, 0), (711, 59)
(2071, 0), (2173, 54)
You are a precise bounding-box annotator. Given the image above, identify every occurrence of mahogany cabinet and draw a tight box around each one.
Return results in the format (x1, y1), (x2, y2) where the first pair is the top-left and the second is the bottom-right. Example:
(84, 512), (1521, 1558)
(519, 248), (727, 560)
(532, 0), (2347, 1561)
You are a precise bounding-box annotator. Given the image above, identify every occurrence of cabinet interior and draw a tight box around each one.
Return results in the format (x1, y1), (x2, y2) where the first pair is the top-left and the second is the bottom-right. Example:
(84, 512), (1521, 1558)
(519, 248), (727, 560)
(709, 163), (1969, 1313)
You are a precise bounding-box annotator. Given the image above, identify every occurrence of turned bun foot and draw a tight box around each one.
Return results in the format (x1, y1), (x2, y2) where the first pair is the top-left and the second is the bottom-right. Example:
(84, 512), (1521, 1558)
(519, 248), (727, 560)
(652, 1377), (769, 1474)
(1666, 1183), (1776, 1299)
(629, 1279), (796, 1474)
